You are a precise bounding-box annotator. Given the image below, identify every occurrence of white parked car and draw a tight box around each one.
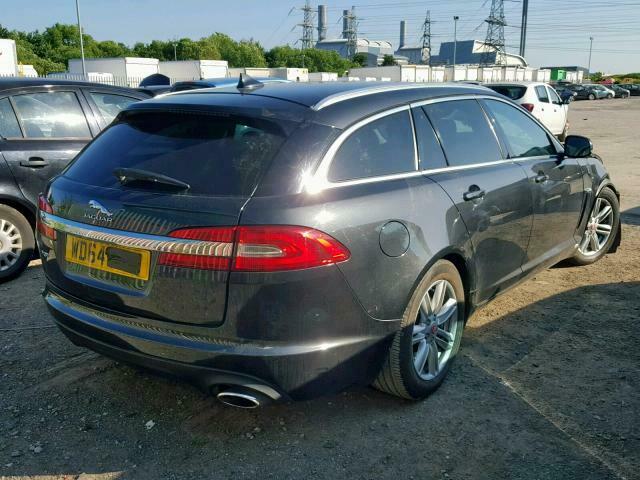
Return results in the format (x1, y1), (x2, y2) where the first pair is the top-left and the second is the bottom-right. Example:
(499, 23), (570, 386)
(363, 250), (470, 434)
(485, 82), (569, 140)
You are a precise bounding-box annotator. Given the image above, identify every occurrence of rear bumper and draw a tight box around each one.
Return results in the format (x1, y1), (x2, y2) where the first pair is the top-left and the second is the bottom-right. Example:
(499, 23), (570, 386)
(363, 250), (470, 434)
(44, 284), (398, 401)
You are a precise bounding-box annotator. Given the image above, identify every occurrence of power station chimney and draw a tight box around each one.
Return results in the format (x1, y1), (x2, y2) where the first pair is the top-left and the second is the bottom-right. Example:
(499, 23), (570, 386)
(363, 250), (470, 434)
(318, 5), (327, 41)
(343, 10), (349, 39)
(399, 20), (406, 49)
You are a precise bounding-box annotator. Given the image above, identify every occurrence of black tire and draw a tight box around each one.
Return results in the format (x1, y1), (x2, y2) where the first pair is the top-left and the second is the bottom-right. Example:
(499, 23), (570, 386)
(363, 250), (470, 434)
(373, 260), (465, 400)
(607, 94), (613, 99)
(568, 187), (620, 266)
(588, 93), (596, 100)
(0, 204), (34, 283)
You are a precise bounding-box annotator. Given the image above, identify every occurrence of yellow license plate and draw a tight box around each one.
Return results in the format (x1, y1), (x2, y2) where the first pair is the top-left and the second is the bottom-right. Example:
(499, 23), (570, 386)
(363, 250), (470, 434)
(65, 235), (151, 281)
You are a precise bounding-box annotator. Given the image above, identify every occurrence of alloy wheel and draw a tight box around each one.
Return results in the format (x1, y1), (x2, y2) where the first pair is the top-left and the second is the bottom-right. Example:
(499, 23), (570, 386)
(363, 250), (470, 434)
(578, 197), (613, 257)
(412, 279), (458, 380)
(0, 218), (23, 272)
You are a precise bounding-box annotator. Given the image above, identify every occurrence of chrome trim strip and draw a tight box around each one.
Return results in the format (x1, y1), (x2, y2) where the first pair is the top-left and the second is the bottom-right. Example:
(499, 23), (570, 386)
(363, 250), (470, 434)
(311, 84), (474, 111)
(40, 212), (233, 257)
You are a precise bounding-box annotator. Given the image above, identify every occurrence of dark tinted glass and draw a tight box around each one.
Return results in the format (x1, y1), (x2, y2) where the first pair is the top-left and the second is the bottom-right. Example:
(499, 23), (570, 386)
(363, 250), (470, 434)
(0, 98), (22, 138)
(12, 91), (90, 138)
(328, 110), (415, 182)
(65, 112), (289, 196)
(89, 92), (139, 124)
(535, 86), (550, 103)
(424, 100), (503, 167)
(482, 99), (556, 158)
(486, 85), (527, 100)
(412, 107), (447, 170)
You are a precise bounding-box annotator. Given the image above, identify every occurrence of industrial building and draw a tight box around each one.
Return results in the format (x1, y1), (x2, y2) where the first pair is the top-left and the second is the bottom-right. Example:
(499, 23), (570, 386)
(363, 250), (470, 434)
(431, 40), (527, 67)
(314, 5), (396, 66)
(394, 20), (429, 65)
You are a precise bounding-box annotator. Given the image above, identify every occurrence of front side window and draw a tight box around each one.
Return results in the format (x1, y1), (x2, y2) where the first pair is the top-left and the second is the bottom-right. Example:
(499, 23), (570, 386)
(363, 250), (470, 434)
(0, 98), (22, 138)
(328, 110), (415, 182)
(548, 88), (562, 105)
(424, 99), (503, 167)
(12, 91), (91, 138)
(482, 99), (556, 159)
(90, 92), (139, 124)
(535, 86), (550, 103)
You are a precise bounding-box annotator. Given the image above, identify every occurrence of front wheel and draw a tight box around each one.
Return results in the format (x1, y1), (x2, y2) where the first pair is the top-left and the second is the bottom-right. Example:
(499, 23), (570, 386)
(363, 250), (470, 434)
(588, 93), (596, 100)
(373, 260), (465, 400)
(569, 188), (619, 266)
(607, 94), (613, 99)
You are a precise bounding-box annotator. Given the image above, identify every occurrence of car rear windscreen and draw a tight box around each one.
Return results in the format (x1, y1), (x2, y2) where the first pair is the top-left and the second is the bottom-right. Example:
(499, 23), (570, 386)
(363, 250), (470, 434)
(487, 85), (527, 100)
(64, 111), (289, 196)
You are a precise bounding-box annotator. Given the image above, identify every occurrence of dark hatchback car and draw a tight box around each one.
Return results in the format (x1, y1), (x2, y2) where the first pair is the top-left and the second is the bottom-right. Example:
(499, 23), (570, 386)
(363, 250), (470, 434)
(37, 82), (620, 407)
(0, 78), (150, 280)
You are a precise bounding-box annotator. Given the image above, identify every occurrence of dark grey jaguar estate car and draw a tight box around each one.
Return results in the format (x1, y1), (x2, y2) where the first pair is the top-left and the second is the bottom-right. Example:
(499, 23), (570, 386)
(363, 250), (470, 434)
(37, 82), (620, 407)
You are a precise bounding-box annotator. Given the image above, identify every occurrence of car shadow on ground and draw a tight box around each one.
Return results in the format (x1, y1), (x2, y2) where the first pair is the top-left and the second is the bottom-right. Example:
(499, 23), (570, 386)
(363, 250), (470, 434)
(5, 280), (638, 479)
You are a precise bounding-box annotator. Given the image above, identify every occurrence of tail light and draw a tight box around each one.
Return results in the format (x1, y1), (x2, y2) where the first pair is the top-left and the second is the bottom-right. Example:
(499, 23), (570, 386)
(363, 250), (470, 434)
(521, 103), (535, 113)
(37, 195), (56, 240)
(159, 225), (350, 272)
(158, 227), (235, 270)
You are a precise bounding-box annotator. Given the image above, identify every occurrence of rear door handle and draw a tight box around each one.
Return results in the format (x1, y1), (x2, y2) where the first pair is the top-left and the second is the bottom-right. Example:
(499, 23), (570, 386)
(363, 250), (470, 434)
(463, 186), (486, 201)
(19, 157), (49, 168)
(534, 173), (549, 183)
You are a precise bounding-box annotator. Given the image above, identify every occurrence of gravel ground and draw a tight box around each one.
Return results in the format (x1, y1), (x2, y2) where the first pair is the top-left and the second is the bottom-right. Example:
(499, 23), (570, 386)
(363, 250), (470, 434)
(1, 98), (639, 480)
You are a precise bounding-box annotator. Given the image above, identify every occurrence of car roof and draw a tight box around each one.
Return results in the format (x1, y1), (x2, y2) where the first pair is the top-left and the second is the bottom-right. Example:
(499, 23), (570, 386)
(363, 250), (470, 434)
(486, 82), (546, 87)
(173, 77), (291, 88)
(132, 81), (500, 129)
(0, 77), (144, 94)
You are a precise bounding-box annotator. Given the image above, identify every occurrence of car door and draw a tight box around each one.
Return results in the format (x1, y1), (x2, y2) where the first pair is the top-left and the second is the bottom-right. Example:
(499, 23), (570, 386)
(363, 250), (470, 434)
(0, 88), (95, 207)
(421, 98), (534, 303)
(533, 85), (553, 129)
(481, 98), (586, 272)
(546, 86), (567, 135)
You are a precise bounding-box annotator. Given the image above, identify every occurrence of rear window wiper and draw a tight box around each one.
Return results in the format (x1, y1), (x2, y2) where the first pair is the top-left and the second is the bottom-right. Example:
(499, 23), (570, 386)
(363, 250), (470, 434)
(113, 168), (190, 191)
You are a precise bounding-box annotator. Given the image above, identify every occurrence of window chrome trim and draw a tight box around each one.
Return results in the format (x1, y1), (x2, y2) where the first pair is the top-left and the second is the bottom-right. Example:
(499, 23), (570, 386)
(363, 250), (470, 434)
(40, 212), (233, 257)
(311, 84), (472, 111)
(304, 93), (564, 193)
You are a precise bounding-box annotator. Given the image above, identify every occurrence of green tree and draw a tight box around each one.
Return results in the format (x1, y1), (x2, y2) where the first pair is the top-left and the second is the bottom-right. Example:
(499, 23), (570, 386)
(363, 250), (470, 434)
(352, 53), (367, 67)
(589, 71), (604, 82)
(382, 54), (396, 66)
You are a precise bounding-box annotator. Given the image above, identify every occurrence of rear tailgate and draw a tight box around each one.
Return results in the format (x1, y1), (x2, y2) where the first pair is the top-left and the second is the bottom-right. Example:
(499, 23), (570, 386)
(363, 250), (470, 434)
(40, 108), (295, 327)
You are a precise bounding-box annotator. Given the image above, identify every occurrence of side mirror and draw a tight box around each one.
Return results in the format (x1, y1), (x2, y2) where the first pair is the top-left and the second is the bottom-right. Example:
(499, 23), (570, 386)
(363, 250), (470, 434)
(564, 135), (593, 158)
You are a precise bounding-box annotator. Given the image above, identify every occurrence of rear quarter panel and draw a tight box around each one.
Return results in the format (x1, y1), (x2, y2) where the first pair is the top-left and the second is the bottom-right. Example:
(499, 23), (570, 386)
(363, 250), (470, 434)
(241, 176), (474, 321)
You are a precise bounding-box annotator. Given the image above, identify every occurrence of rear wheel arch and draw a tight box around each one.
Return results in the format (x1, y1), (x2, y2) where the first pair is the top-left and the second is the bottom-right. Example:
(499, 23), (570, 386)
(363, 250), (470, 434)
(406, 248), (476, 323)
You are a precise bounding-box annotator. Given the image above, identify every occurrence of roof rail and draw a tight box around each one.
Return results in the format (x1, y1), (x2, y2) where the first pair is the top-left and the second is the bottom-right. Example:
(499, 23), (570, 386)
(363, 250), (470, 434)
(310, 83), (470, 111)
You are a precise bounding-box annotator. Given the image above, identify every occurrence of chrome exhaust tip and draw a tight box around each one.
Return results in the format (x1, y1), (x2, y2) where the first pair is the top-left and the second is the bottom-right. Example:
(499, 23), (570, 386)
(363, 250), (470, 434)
(216, 390), (262, 409)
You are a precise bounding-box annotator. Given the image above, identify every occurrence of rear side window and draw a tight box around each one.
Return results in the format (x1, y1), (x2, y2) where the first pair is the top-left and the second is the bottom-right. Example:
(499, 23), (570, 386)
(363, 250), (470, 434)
(482, 99), (556, 159)
(65, 112), (289, 196)
(424, 100), (503, 167)
(412, 107), (447, 170)
(0, 98), (22, 138)
(487, 85), (527, 100)
(12, 91), (91, 138)
(89, 92), (139, 124)
(535, 86), (549, 103)
(328, 110), (415, 182)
